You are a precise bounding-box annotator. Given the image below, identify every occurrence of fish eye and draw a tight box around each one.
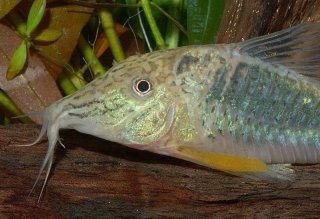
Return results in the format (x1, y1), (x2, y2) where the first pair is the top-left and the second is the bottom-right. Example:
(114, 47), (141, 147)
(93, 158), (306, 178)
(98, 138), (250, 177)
(133, 79), (152, 96)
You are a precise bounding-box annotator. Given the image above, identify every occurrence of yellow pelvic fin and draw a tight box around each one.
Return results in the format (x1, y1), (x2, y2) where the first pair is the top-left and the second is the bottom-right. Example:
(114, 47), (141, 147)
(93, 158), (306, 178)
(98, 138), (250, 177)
(177, 146), (267, 173)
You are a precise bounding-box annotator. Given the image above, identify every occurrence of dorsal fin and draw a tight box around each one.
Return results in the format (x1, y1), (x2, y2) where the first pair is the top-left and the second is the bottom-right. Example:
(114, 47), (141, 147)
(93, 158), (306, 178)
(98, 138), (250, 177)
(238, 23), (320, 79)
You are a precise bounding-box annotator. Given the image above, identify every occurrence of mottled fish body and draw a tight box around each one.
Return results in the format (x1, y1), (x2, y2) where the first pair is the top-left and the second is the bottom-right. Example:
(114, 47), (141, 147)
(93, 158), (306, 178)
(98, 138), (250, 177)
(25, 23), (320, 200)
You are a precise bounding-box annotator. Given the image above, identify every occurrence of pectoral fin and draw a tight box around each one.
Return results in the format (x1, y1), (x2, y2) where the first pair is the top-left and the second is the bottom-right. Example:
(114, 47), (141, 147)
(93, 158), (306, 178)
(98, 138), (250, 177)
(176, 146), (267, 172)
(172, 146), (295, 181)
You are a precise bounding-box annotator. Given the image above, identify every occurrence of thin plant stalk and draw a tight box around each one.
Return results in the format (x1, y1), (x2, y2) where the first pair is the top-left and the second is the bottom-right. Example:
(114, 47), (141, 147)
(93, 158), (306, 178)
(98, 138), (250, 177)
(137, 8), (152, 52)
(58, 73), (78, 95)
(164, 0), (183, 48)
(140, 0), (165, 50)
(78, 34), (106, 76)
(68, 71), (86, 90)
(98, 9), (125, 62)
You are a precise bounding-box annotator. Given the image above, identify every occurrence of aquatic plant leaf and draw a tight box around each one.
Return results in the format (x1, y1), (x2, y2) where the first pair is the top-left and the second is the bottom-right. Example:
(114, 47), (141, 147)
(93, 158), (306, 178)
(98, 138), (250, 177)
(0, 23), (62, 123)
(33, 28), (62, 42)
(187, 0), (225, 44)
(36, 5), (93, 79)
(6, 40), (27, 80)
(26, 0), (46, 36)
(0, 0), (21, 19)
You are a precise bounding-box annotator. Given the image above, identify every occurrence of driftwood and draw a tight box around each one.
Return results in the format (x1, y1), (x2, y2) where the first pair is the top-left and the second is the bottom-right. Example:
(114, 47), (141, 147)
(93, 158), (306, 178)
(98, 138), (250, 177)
(0, 124), (320, 218)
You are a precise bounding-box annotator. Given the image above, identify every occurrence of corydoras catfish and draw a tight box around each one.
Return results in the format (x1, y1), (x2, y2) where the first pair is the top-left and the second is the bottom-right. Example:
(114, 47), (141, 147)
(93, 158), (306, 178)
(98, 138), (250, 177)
(24, 23), (320, 200)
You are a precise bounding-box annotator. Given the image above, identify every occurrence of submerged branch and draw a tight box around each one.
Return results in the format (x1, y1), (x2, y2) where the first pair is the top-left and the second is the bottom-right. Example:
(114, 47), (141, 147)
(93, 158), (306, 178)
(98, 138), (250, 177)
(0, 124), (320, 218)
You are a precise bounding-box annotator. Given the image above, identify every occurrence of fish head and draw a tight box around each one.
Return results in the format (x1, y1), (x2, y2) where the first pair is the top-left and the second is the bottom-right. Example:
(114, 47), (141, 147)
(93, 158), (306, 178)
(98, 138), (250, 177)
(51, 48), (194, 149)
(32, 48), (198, 196)
(46, 45), (226, 151)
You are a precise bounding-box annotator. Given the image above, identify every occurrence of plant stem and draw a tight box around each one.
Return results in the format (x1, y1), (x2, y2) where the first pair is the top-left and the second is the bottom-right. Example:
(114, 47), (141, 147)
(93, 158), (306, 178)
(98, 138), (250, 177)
(141, 0), (165, 50)
(150, 1), (187, 35)
(98, 9), (125, 62)
(0, 90), (31, 123)
(68, 71), (86, 90)
(78, 34), (106, 76)
(58, 73), (78, 95)
(164, 0), (183, 48)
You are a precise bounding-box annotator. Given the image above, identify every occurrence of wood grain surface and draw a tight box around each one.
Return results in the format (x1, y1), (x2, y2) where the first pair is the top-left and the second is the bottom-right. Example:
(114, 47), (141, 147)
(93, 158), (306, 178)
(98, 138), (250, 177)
(0, 124), (320, 218)
(216, 0), (320, 43)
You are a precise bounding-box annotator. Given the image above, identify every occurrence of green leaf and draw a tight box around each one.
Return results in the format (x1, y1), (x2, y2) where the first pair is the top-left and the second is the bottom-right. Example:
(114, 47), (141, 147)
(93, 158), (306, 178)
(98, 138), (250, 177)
(33, 28), (62, 42)
(187, 0), (225, 44)
(0, 0), (21, 20)
(6, 40), (28, 80)
(7, 12), (27, 35)
(26, 0), (46, 36)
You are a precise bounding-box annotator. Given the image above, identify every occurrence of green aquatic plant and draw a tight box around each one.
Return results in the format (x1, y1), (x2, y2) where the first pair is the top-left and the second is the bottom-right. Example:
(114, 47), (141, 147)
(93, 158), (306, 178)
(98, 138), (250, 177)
(0, 0), (226, 124)
(6, 0), (61, 80)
